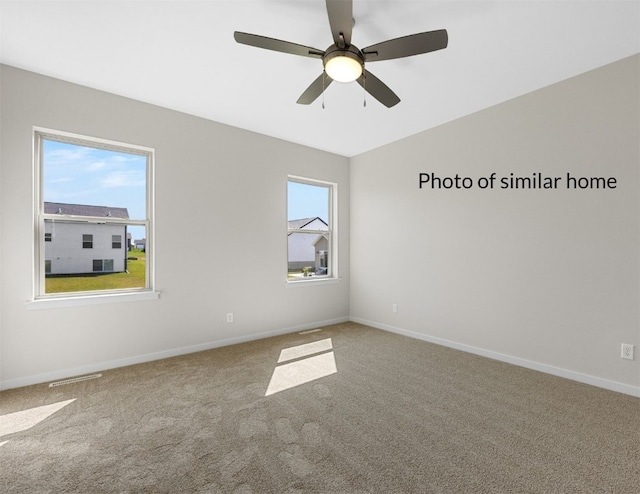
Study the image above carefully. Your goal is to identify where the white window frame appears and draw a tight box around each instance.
[112,234,122,249]
[29,127,158,308]
[82,233,94,249]
[93,259,114,273]
[286,175,338,285]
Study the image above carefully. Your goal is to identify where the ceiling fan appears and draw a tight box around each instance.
[234,0,448,108]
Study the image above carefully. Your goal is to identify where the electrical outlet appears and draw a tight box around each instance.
[226,313,234,323]
[621,344,634,360]
[392,303,398,314]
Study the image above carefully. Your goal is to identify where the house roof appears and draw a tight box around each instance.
[288,217,328,230]
[44,202,129,219]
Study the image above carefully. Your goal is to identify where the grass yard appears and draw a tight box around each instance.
[45,253,146,294]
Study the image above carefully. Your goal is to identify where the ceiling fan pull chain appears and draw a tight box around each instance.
[322,71,326,109]
[363,70,367,107]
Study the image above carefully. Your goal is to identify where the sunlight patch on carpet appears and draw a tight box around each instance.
[278,338,333,363]
[266,338,337,396]
[0,399,76,441]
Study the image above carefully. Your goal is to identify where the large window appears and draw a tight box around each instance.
[34,128,154,299]
[287,176,336,281]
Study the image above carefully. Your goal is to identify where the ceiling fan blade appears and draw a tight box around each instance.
[325,0,353,46]
[234,31,324,59]
[362,29,448,62]
[297,73,333,105]
[356,71,400,108]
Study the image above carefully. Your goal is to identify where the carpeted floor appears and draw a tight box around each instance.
[1,322,639,493]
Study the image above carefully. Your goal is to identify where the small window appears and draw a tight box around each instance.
[83,234,93,249]
[112,234,122,249]
[45,260,52,274]
[45,233,52,242]
[93,259,114,272]
[287,176,336,281]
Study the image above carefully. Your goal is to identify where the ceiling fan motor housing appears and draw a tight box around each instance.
[323,44,364,82]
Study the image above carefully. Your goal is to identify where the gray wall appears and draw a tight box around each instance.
[350,55,640,395]
[0,65,350,389]
[2,55,639,396]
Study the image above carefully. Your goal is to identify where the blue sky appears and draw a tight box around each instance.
[287,181,329,222]
[43,139,147,241]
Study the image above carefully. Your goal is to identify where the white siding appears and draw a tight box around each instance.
[288,232,322,265]
[45,222,127,274]
[288,218,329,269]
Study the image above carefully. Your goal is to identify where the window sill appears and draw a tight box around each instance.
[26,290,160,310]
[286,277,341,287]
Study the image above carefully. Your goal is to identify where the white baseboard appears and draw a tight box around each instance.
[0,316,350,391]
[350,317,640,398]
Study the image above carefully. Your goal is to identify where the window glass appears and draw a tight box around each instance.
[82,234,93,249]
[287,178,335,281]
[36,129,153,297]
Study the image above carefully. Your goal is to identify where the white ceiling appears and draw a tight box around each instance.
[1,1,638,157]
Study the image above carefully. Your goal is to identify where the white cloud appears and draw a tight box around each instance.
[87,160,108,171]
[101,170,146,188]
[45,147,91,165]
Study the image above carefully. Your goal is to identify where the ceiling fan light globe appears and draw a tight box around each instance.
[325,55,363,83]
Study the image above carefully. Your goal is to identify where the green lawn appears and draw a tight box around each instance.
[45,254,146,294]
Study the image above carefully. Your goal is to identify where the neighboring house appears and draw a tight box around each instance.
[44,202,129,275]
[134,238,146,251]
[287,217,329,272]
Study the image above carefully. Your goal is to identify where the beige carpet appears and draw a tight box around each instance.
[1,322,638,493]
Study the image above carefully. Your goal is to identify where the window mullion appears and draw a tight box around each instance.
[42,214,146,226]
[288,229,329,235]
